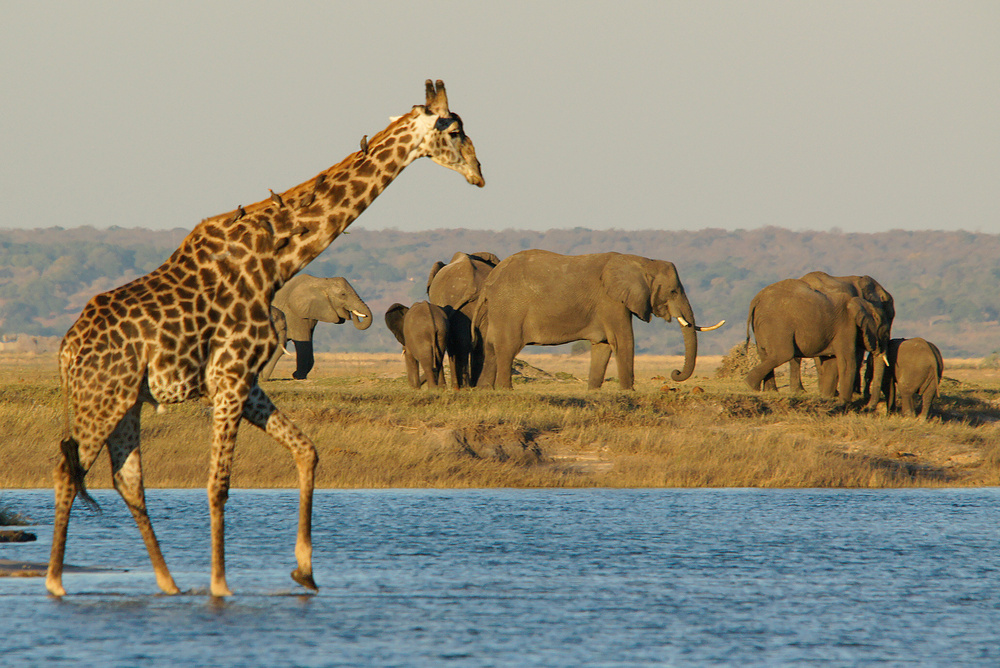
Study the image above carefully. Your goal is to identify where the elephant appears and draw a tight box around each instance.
[426,251,501,389]
[786,272,894,408]
[745,278,883,405]
[472,250,725,390]
[260,274,372,380]
[385,301,451,389]
[868,337,944,419]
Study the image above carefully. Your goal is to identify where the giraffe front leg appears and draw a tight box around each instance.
[208,391,244,598]
[243,385,318,592]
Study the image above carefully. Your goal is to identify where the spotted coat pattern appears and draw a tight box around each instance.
[47,80,484,598]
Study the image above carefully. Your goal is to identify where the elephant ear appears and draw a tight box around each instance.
[384,303,409,346]
[849,298,880,353]
[300,291,346,324]
[470,251,501,267]
[427,261,446,295]
[601,255,652,322]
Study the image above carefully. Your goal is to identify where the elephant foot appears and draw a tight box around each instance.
[292,372,309,380]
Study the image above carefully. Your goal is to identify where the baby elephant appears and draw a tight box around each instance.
[385,301,450,389]
[872,337,944,419]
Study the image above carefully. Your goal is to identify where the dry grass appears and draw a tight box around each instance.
[1,350,998,491]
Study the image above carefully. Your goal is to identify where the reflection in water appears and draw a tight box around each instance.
[2,488,1000,666]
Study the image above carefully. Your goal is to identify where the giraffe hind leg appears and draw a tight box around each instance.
[46,432,110,596]
[243,384,318,592]
[108,403,180,595]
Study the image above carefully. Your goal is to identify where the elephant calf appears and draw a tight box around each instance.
[385,301,450,389]
[871,337,944,419]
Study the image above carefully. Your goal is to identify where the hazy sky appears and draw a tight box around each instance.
[2,1,997,234]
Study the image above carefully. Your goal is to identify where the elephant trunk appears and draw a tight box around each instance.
[351,303,373,330]
[866,347,889,410]
[669,299,700,382]
[671,320,698,382]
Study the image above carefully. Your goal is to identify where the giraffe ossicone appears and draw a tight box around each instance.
[46,79,483,598]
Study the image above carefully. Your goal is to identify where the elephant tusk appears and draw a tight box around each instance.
[676,315,691,327]
[695,320,726,332]
[881,353,889,367]
[351,310,369,319]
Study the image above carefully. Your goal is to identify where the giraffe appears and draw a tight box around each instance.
[46,80,484,598]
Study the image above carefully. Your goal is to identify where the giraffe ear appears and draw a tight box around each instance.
[425,79,449,116]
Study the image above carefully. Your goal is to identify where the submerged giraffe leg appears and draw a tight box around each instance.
[47,402,131,596]
[206,386,248,598]
[108,403,180,595]
[243,383,318,592]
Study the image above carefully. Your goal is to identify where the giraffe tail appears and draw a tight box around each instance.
[60,437,100,512]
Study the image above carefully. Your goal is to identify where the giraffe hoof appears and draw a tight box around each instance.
[291,569,318,591]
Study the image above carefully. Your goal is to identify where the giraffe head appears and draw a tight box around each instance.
[417,79,485,187]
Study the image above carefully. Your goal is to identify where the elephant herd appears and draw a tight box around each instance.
[263,253,942,419]
[388,250,724,392]
[745,272,943,419]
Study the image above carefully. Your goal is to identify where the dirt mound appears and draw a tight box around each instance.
[716,342,760,379]
[432,425,543,462]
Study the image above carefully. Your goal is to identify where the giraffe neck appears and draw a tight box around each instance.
[160,107,437,301]
[268,108,436,280]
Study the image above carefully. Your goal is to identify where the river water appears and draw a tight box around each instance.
[2,488,999,666]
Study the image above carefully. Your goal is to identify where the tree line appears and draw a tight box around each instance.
[1,226,997,358]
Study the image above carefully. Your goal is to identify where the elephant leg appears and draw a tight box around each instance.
[403,349,421,389]
[746,352,783,392]
[292,340,314,380]
[422,352,441,389]
[817,357,839,398]
[899,389,917,417]
[788,358,805,393]
[589,343,613,390]
[493,342,519,390]
[476,342,496,389]
[918,381,937,420]
[612,336,636,391]
[836,354,858,405]
[447,350,463,390]
[762,369,778,392]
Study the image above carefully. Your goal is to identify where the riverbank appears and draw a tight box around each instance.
[1,351,998,489]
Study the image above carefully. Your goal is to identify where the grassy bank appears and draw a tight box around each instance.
[1,352,998,490]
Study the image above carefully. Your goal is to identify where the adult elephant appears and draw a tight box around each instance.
[426,251,501,389]
[473,250,724,390]
[788,272,894,408]
[745,278,883,405]
[260,274,372,380]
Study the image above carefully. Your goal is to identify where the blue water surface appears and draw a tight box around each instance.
[2,488,999,666]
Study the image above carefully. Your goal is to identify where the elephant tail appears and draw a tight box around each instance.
[471,294,488,349]
[431,317,446,371]
[745,301,756,353]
